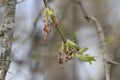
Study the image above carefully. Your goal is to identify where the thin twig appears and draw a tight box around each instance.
[77,0,117,80]
[55,25,66,43]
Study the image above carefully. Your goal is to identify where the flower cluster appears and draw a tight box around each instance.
[43,7,58,41]
[58,39,96,65]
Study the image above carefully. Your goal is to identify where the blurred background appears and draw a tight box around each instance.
[0,0,120,80]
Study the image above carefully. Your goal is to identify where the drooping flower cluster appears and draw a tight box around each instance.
[57,39,96,65]
[43,15,51,41]
[43,7,58,41]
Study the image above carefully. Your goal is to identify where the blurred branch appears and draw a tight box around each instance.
[77,0,118,80]
[17,0,26,4]
[0,26,4,37]
[13,0,55,52]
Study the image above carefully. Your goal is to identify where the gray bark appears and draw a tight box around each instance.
[0,0,16,80]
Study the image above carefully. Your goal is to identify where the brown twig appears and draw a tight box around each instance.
[77,0,118,80]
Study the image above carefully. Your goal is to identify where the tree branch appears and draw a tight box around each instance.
[0,0,16,80]
[43,0,49,7]
[77,0,118,80]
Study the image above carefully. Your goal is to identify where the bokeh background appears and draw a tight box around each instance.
[0,0,120,80]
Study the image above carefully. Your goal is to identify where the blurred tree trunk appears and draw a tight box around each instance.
[0,0,16,80]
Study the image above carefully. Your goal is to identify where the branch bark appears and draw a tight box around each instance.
[0,0,24,7]
[0,0,16,80]
[77,0,118,80]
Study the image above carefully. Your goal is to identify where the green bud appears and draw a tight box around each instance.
[60,42,65,52]
[71,53,75,58]
[44,8,55,17]
[78,47,88,54]
[66,39,79,50]
[76,53,95,64]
